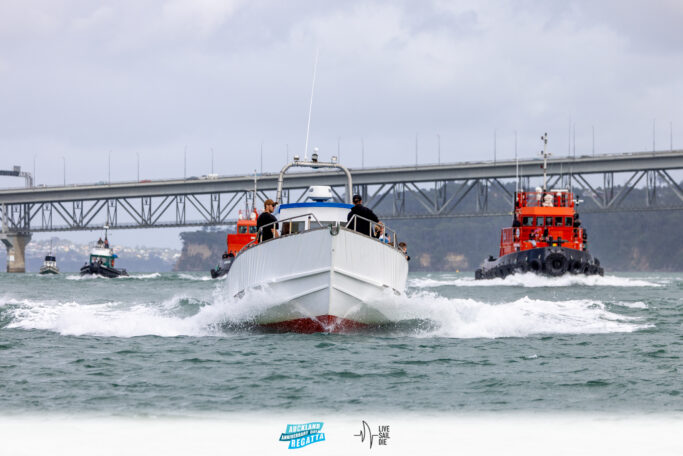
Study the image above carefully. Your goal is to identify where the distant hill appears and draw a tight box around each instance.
[174,228,230,272]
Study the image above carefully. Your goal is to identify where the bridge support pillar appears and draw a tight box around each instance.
[1,232,32,273]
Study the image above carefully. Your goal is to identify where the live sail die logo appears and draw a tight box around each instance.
[354,420,390,448]
[279,422,326,449]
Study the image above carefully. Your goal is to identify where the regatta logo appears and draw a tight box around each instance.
[354,420,390,448]
[279,422,326,449]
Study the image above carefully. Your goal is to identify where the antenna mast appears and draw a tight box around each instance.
[303,49,319,161]
[540,132,550,191]
[514,130,518,194]
[252,170,257,213]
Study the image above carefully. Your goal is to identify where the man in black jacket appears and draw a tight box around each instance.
[257,199,279,242]
[347,194,380,236]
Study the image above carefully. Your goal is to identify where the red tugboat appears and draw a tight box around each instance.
[210,210,258,279]
[475,134,603,279]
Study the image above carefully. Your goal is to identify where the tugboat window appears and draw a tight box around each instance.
[555,216,563,226]
[545,216,553,226]
[238,226,248,234]
[536,217,544,226]
[249,226,258,234]
[565,217,573,227]
[522,216,533,226]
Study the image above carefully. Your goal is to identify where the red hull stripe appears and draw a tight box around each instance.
[261,315,370,333]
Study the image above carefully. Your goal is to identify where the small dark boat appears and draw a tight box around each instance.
[210,254,234,279]
[39,254,59,275]
[80,229,128,278]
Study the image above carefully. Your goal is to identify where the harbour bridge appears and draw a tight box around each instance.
[2,149,683,272]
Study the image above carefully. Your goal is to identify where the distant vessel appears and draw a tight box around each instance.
[39,253,59,275]
[475,134,603,279]
[210,210,258,279]
[80,227,128,278]
[39,240,59,274]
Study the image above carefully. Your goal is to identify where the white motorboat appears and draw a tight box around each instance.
[39,254,59,275]
[39,241,59,274]
[225,156,409,333]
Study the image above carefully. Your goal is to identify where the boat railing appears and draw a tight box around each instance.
[516,190,575,208]
[240,212,325,252]
[238,212,403,254]
[344,214,399,249]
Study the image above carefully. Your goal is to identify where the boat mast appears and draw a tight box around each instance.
[303,49,319,161]
[252,171,257,213]
[540,132,550,191]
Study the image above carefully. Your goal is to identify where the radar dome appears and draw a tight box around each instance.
[307,186,333,202]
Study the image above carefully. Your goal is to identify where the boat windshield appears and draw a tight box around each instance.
[90,255,112,267]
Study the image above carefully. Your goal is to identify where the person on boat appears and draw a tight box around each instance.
[257,199,279,242]
[104,238,109,248]
[573,213,581,227]
[97,237,103,247]
[347,194,380,236]
[399,242,410,261]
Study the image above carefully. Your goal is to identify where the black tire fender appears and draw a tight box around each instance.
[545,253,568,276]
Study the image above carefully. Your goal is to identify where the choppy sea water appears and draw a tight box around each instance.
[0,271,681,414]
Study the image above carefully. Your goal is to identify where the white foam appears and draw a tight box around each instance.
[368,290,651,338]
[613,301,648,309]
[3,286,283,338]
[65,274,104,280]
[409,273,662,288]
[65,272,161,280]
[177,273,214,281]
[128,272,161,279]
[3,284,651,339]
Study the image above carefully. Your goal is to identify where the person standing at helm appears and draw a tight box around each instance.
[257,199,280,242]
[347,194,380,236]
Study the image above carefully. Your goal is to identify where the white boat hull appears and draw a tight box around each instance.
[225,227,409,332]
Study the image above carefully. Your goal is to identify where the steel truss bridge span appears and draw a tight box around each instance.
[0,150,682,234]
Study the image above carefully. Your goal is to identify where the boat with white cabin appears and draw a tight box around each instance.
[39,254,59,275]
[224,155,409,333]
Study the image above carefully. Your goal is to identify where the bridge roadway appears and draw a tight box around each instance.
[1,149,683,204]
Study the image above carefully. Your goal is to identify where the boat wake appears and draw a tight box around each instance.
[65,272,162,280]
[371,290,651,338]
[0,284,650,339]
[409,273,663,289]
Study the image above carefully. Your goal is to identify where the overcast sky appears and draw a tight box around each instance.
[1,0,682,248]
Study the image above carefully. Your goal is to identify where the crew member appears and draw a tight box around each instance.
[347,194,380,236]
[257,199,279,242]
[398,242,410,261]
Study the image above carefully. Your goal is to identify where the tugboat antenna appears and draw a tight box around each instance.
[252,171,257,213]
[540,132,550,191]
[514,130,519,194]
[303,49,319,161]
